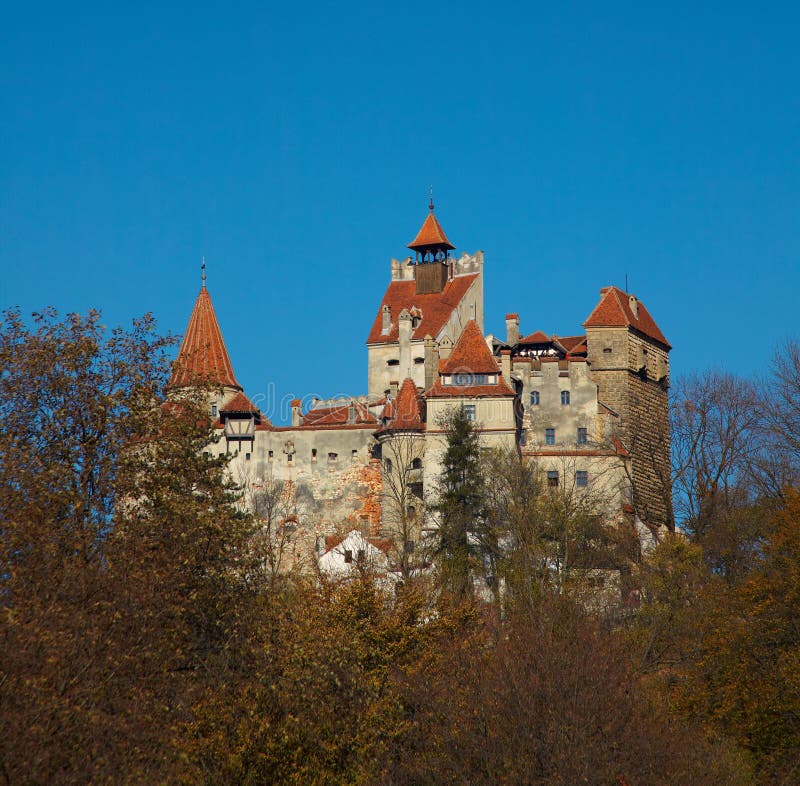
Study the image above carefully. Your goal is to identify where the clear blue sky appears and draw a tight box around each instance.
[2,2,798,421]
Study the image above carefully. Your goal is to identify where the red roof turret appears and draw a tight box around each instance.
[169,286,241,390]
[408,200,455,253]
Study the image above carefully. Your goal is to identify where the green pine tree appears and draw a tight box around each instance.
[432,406,487,601]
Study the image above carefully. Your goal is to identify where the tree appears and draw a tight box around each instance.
[0,308,259,783]
[379,430,426,580]
[482,448,639,612]
[430,406,487,601]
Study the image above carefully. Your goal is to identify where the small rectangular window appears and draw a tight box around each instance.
[312,448,317,461]
[464,404,476,421]
[211,404,218,417]
[561,390,570,406]
[268,450,274,460]
[530,390,540,406]
[520,430,527,446]
[287,454,293,463]
[357,549,365,562]
[577,427,587,445]
[576,470,588,488]
[547,470,559,487]
[545,428,555,445]
[344,549,353,563]
[352,449,358,459]
[245,452,251,461]
[328,452,338,462]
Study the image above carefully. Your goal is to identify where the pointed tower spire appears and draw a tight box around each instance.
[168,283,242,390]
[407,194,455,295]
[408,199,455,258]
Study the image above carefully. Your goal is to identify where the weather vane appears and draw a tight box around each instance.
[201,256,206,287]
[429,184,434,211]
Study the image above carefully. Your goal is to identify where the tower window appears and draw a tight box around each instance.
[576,470,589,488]
[547,470,559,487]
[530,390,540,406]
[561,390,570,406]
[545,428,555,445]
[211,404,218,418]
[577,427,588,445]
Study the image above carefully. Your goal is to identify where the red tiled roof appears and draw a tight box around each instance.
[408,210,455,251]
[220,391,260,414]
[428,322,515,398]
[439,320,501,375]
[377,378,426,432]
[519,330,551,345]
[583,286,670,349]
[301,401,378,427]
[169,286,241,389]
[557,335,587,353]
[366,274,479,344]
[426,380,515,398]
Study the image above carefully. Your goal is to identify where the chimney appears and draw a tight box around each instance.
[500,349,511,379]
[423,334,439,390]
[628,294,639,319]
[290,399,302,427]
[381,304,391,334]
[389,380,399,399]
[505,313,519,346]
[348,400,357,424]
[398,308,412,378]
[439,334,453,361]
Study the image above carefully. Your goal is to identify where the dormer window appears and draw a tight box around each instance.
[446,373,495,386]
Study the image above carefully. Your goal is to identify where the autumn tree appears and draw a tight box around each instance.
[0,307,260,783]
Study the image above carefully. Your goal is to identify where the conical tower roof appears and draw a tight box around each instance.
[169,286,242,390]
[377,378,426,433]
[408,204,455,252]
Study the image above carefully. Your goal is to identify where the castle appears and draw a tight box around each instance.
[168,203,672,573]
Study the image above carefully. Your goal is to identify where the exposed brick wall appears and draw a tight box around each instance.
[587,325,672,529]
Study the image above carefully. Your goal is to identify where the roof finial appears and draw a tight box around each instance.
[429,184,434,212]
[201,256,206,288]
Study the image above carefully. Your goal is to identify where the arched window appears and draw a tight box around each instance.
[561,390,570,406]
[411,457,422,470]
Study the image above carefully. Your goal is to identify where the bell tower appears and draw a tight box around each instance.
[407,196,455,295]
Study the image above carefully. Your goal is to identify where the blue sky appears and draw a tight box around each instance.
[2,2,798,421]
